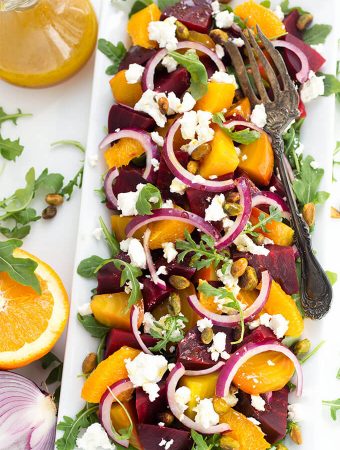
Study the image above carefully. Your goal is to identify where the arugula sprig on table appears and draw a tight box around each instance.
[212,112,260,145]
[0,106,31,161]
[41,352,63,405]
[322,399,340,421]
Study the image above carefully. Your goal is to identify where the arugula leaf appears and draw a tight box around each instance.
[136,183,162,215]
[77,255,105,278]
[169,50,208,100]
[77,313,110,338]
[283,118,304,173]
[260,0,271,7]
[56,404,99,450]
[60,166,84,200]
[12,208,40,225]
[292,156,329,205]
[326,270,337,286]
[0,208,39,239]
[245,205,282,237]
[99,217,120,256]
[303,24,332,45]
[0,107,31,127]
[191,430,220,450]
[158,0,178,10]
[280,0,308,15]
[2,167,35,214]
[0,224,31,239]
[149,314,188,352]
[35,168,64,193]
[51,140,85,153]
[319,72,340,97]
[129,0,152,17]
[336,368,340,380]
[322,398,340,421]
[212,112,260,144]
[300,340,325,364]
[98,38,127,75]
[41,351,61,370]
[0,135,24,161]
[0,239,40,293]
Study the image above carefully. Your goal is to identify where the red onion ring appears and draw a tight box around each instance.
[163,119,235,192]
[143,228,167,290]
[130,305,153,355]
[223,120,264,135]
[104,167,119,209]
[188,270,271,327]
[272,40,309,83]
[126,208,221,240]
[99,378,134,448]
[215,341,303,398]
[99,128,160,182]
[0,371,56,450]
[184,361,225,376]
[142,41,226,91]
[167,363,230,434]
[215,177,252,250]
[252,191,291,220]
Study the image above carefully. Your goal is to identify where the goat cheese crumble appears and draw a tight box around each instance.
[197,317,213,332]
[151,132,164,148]
[194,398,220,429]
[215,44,225,58]
[250,104,267,128]
[170,177,187,195]
[273,5,284,21]
[76,423,114,450]
[180,110,215,154]
[134,89,167,127]
[251,395,266,412]
[210,71,238,88]
[117,183,144,216]
[162,242,178,263]
[205,194,227,222]
[159,438,174,449]
[288,403,304,422]
[248,417,261,426]
[125,63,144,84]
[120,237,147,269]
[92,227,102,241]
[78,302,92,316]
[233,233,270,256]
[300,71,325,103]
[231,37,244,47]
[208,332,230,361]
[148,16,178,51]
[249,313,289,339]
[162,55,178,73]
[175,386,191,417]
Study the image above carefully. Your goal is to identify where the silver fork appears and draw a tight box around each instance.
[223,26,332,319]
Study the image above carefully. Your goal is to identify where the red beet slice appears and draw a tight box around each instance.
[161,0,213,34]
[119,45,157,71]
[108,104,155,133]
[155,256,196,280]
[235,245,299,295]
[154,67,190,97]
[135,381,167,424]
[268,174,286,198]
[112,168,146,197]
[234,388,289,444]
[283,10,302,39]
[105,328,157,357]
[137,424,192,450]
[281,33,325,79]
[156,151,190,190]
[239,326,277,348]
[142,277,173,311]
[186,188,212,218]
[96,253,130,294]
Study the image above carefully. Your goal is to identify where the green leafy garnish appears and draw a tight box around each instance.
[98,38,127,75]
[149,314,188,352]
[1,167,35,215]
[319,72,340,98]
[176,230,232,272]
[0,239,40,293]
[300,340,325,364]
[191,430,220,449]
[41,352,63,405]
[129,0,152,17]
[56,404,99,450]
[212,112,260,145]
[0,135,24,161]
[35,169,65,194]
[158,0,178,10]
[77,313,111,338]
[280,0,308,15]
[136,183,162,215]
[51,140,85,153]
[99,216,120,256]
[77,255,105,278]
[333,141,340,181]
[0,107,31,127]
[303,24,332,45]
[169,50,208,100]
[326,270,337,286]
[60,166,84,201]
[336,368,340,380]
[260,0,271,7]
[198,281,244,344]
[322,398,340,421]
[244,205,282,237]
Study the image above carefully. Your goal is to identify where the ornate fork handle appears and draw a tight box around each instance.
[271,134,332,319]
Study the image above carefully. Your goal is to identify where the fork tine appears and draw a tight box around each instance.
[246,30,281,97]
[223,41,259,106]
[240,32,270,102]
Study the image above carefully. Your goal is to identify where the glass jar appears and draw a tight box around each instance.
[0,0,98,87]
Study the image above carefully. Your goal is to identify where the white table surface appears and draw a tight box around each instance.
[0,0,339,441]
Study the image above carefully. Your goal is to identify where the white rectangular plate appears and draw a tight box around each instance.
[57,1,340,448]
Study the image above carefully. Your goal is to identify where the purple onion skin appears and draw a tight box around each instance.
[154,67,190,98]
[112,168,146,197]
[108,104,155,134]
[161,0,213,34]
[234,387,289,444]
[104,328,157,358]
[135,381,167,424]
[137,424,192,450]
[118,46,158,71]
[141,277,173,312]
[283,10,302,39]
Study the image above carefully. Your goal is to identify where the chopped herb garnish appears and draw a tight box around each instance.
[191,430,220,449]
[149,314,188,353]
[244,205,282,237]
[98,38,127,75]
[51,140,85,153]
[322,398,340,421]
[158,0,178,10]
[60,166,84,201]
[135,183,163,215]
[300,340,325,364]
[212,112,260,145]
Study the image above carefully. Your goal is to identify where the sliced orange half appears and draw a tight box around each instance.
[0,248,69,369]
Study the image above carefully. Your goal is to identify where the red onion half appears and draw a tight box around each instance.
[99,128,160,182]
[143,41,226,91]
[188,270,271,327]
[130,305,152,355]
[99,378,134,448]
[215,177,252,250]
[167,363,230,434]
[143,228,167,290]
[163,119,235,192]
[104,167,119,209]
[215,341,303,398]
[0,371,56,450]
[272,40,309,83]
[252,191,291,220]
[126,208,221,240]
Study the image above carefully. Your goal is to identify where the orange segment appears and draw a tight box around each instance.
[82,346,141,403]
[234,0,286,39]
[198,279,221,314]
[249,207,294,246]
[0,249,69,369]
[227,97,251,121]
[127,4,162,48]
[111,215,146,242]
[111,401,142,450]
[148,219,195,250]
[195,82,236,113]
[233,350,295,395]
[220,408,270,450]
[110,70,143,107]
[104,138,145,169]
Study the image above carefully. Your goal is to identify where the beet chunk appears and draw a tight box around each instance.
[154,67,190,97]
[138,424,192,450]
[240,326,277,348]
[236,245,299,295]
[135,381,167,424]
[112,168,146,197]
[118,45,157,71]
[105,328,157,357]
[161,0,212,34]
[177,326,232,370]
[96,252,130,294]
[142,277,173,311]
[283,10,302,39]
[156,151,190,191]
[186,188,211,218]
[235,388,289,444]
[108,104,155,133]
[155,257,196,280]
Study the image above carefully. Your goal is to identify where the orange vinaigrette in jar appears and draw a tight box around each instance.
[0,0,98,87]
